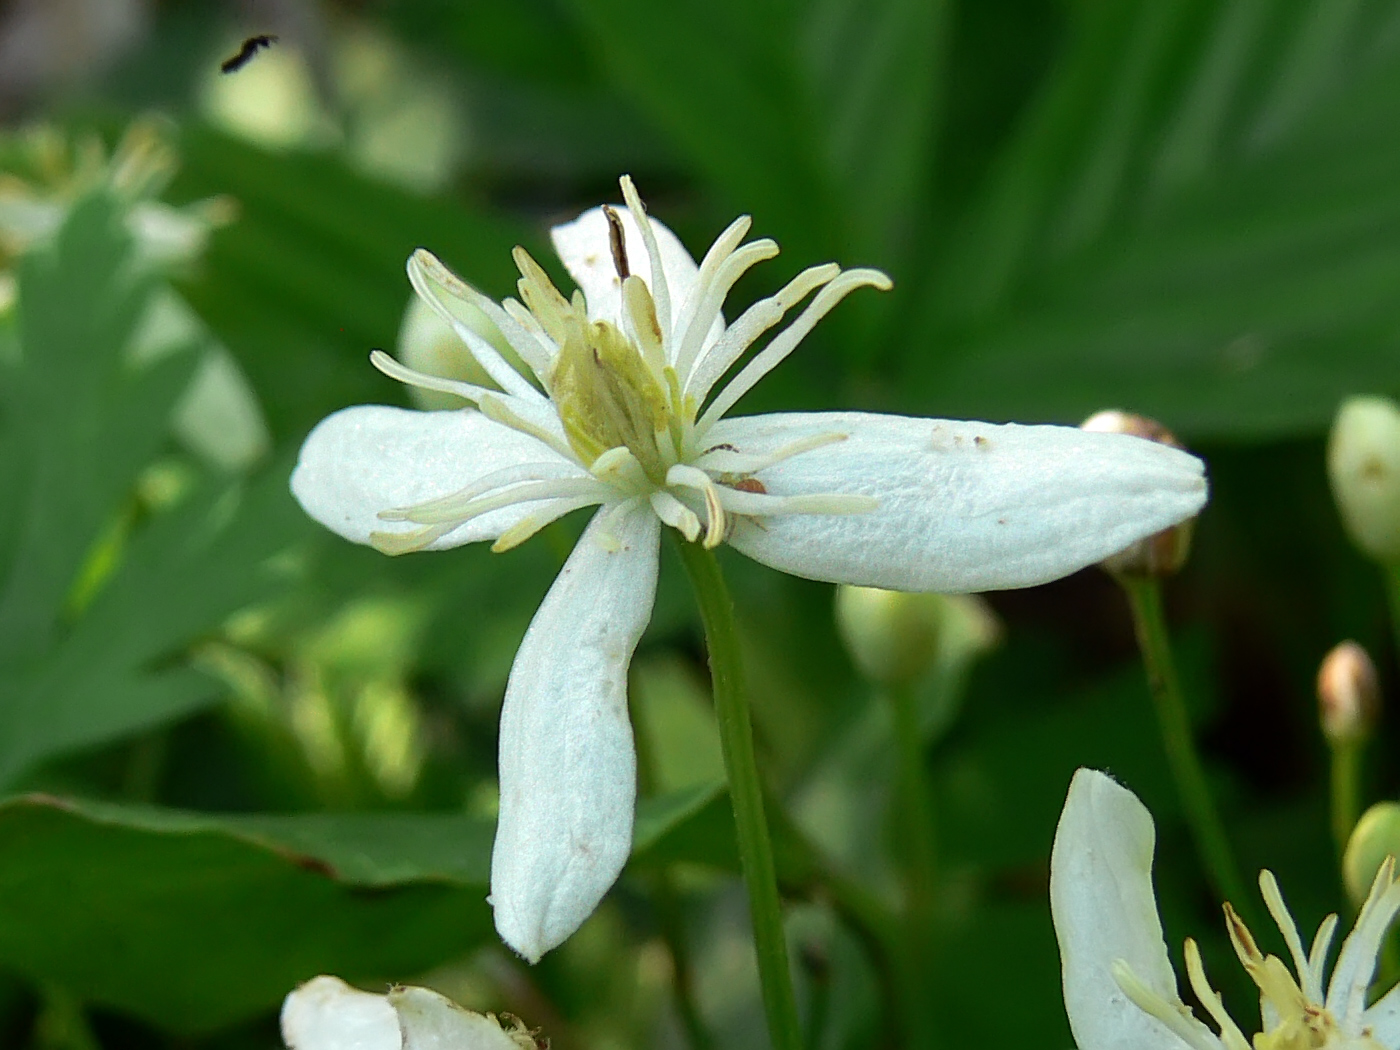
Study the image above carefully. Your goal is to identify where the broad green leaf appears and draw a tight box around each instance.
[0,783,744,1032]
[907,0,1400,439]
[0,190,309,786]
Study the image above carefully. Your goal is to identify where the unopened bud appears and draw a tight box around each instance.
[835,586,999,688]
[1081,410,1196,578]
[1327,396,1400,564]
[1317,640,1380,745]
[1343,802,1400,905]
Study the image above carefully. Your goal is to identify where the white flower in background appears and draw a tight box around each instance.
[281,975,539,1050]
[1051,768,1400,1050]
[292,175,1208,963]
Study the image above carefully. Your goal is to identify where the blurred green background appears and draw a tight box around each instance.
[1,0,1398,1047]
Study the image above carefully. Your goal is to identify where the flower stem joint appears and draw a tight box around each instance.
[290,177,1209,964]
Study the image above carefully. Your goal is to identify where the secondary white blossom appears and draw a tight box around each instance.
[1051,768,1400,1050]
[292,176,1207,964]
[281,975,538,1050]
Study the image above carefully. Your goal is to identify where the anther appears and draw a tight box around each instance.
[602,205,630,280]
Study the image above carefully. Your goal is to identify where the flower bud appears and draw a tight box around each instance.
[835,586,999,688]
[1343,802,1400,906]
[1081,410,1196,578]
[1327,396,1400,563]
[1317,640,1380,746]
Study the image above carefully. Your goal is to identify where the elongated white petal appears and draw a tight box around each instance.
[491,503,661,963]
[1363,983,1400,1045]
[281,976,399,1050]
[292,405,583,551]
[715,412,1207,591]
[389,986,524,1050]
[550,204,701,335]
[1051,770,1206,1050]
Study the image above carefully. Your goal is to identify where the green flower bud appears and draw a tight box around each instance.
[834,586,999,688]
[1328,396,1400,563]
[1317,640,1380,746]
[1344,801,1400,905]
[1081,410,1196,578]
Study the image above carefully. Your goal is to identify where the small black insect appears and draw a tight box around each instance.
[221,34,279,74]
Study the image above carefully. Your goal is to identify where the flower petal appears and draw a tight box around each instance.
[550,205,701,333]
[715,412,1207,591]
[490,501,661,963]
[1363,983,1400,1045]
[1051,769,1198,1050]
[390,986,524,1050]
[281,976,399,1050]
[292,405,583,551]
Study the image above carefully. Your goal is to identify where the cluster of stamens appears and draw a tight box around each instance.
[1113,859,1400,1050]
[364,177,889,555]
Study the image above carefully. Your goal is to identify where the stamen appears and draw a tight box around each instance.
[1183,939,1252,1050]
[671,238,779,387]
[602,205,630,279]
[491,495,599,553]
[513,246,574,347]
[672,214,751,361]
[410,249,555,378]
[591,446,650,493]
[1110,960,1219,1050]
[384,477,606,526]
[1259,870,1315,998]
[713,485,878,518]
[1309,913,1339,997]
[477,393,578,464]
[590,496,645,554]
[375,461,583,523]
[649,490,701,543]
[665,464,726,549]
[370,522,456,556]
[622,275,666,379]
[696,268,892,436]
[619,175,671,347]
[370,348,493,403]
[694,431,848,474]
[405,253,543,401]
[684,263,840,403]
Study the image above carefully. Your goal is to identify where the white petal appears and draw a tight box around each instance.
[550,205,700,334]
[281,976,399,1050]
[715,413,1207,591]
[292,405,582,551]
[390,986,523,1050]
[1051,770,1198,1050]
[1363,982,1400,1045]
[490,502,661,963]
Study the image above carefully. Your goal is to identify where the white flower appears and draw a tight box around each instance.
[292,176,1208,963]
[1051,768,1400,1050]
[281,975,538,1050]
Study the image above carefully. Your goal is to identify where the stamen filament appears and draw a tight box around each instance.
[1110,960,1219,1050]
[370,522,457,556]
[406,253,543,401]
[672,214,751,360]
[666,464,726,548]
[694,431,848,474]
[1259,871,1315,998]
[696,268,892,437]
[477,393,578,464]
[385,477,607,526]
[410,249,555,378]
[714,486,877,518]
[650,490,701,543]
[1183,939,1252,1050]
[370,349,493,403]
[491,495,599,553]
[375,460,584,522]
[671,238,779,388]
[684,263,840,404]
[620,175,671,344]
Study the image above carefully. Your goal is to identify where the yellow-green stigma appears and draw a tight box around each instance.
[551,309,672,482]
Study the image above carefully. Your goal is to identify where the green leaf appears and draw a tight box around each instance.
[0,190,310,786]
[908,0,1400,439]
[0,782,744,1032]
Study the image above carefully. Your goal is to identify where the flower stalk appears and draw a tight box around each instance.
[676,539,801,1050]
[1118,576,1250,919]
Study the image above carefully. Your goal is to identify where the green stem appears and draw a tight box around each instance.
[1120,576,1251,915]
[1329,740,1362,865]
[1383,564,1400,666]
[676,540,801,1050]
[888,683,938,1050]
